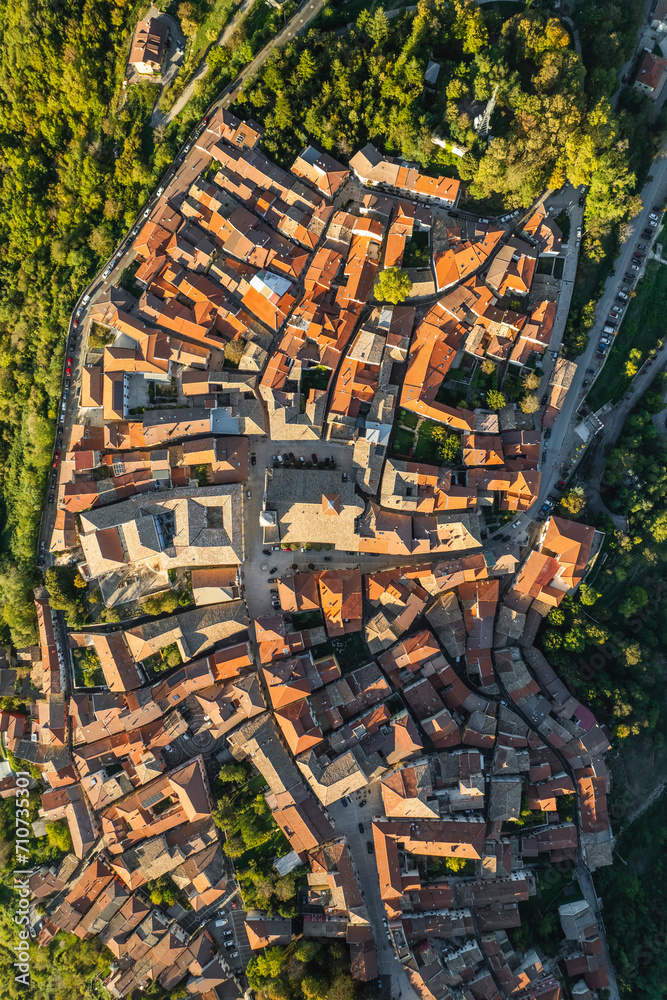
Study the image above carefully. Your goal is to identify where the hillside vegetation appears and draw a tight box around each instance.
[0,0,187,644]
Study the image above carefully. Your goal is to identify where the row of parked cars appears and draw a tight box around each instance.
[598,209,661,359]
[273,452,336,467]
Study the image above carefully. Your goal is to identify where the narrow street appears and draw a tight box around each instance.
[575,866,621,1000]
[326,784,422,1000]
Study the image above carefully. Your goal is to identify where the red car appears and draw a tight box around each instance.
[66,367,72,376]
[67,357,72,365]
[311,453,318,464]
[73,317,78,329]
[52,458,59,469]
[202,115,209,126]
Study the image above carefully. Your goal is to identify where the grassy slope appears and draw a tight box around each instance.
[587,260,667,409]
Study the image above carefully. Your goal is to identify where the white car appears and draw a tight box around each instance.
[230,952,238,958]
[157,186,164,196]
[143,207,151,218]
[81,293,90,305]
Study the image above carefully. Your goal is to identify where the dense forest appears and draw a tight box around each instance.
[0,0,179,645]
[595,791,667,1000]
[233,2,640,244]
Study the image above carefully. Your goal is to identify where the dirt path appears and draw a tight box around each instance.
[618,778,667,835]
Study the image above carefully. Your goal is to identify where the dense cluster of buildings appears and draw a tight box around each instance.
[15,106,616,1000]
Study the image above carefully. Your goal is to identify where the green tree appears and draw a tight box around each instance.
[486,389,506,410]
[481,358,496,375]
[297,50,317,80]
[542,629,562,650]
[45,820,72,853]
[178,2,201,35]
[560,487,586,517]
[619,585,648,617]
[625,348,642,378]
[218,763,249,784]
[579,583,600,606]
[374,267,412,304]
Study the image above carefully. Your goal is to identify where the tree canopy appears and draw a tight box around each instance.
[374,267,412,304]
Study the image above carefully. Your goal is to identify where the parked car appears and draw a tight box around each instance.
[341,798,348,808]
[358,822,364,833]
[288,452,296,465]
[268,577,276,583]
[583,380,589,387]
[269,566,278,574]
[329,455,335,465]
[367,841,374,854]
[157,186,164,197]
[246,489,251,499]
[311,453,318,464]
[251,454,256,466]
[282,453,289,464]
[230,952,238,959]
[143,207,151,218]
[270,589,278,595]
[263,548,271,556]
[324,556,333,562]
[544,428,552,439]
[578,196,584,207]
[576,226,582,239]
[48,494,54,504]
[184,144,191,153]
